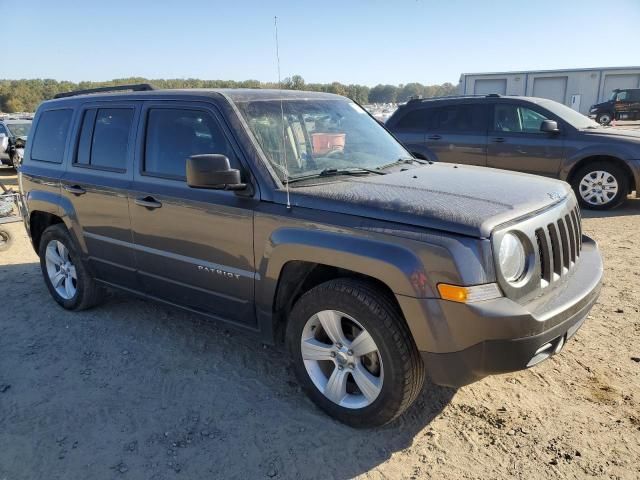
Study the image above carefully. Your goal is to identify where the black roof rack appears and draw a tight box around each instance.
[407,93,501,103]
[53,83,156,99]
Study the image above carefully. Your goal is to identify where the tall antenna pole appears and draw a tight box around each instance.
[274,16,291,210]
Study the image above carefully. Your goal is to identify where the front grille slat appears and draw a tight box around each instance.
[557,217,571,270]
[535,228,552,283]
[570,209,581,256]
[565,214,577,263]
[547,223,562,276]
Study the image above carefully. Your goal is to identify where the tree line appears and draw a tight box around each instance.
[0,76,457,113]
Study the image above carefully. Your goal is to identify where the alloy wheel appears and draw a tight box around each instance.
[300,310,383,409]
[45,240,78,300]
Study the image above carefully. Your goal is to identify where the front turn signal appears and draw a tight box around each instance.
[437,283,502,303]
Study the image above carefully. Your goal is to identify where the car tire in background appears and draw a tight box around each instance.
[596,112,613,125]
[38,224,103,310]
[286,278,424,428]
[571,161,628,210]
[0,229,12,252]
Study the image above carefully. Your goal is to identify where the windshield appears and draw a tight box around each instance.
[235,99,410,181]
[539,100,600,129]
[6,122,31,137]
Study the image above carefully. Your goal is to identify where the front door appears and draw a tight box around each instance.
[61,103,140,289]
[487,102,565,177]
[129,102,258,327]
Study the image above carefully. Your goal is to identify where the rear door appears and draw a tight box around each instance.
[424,103,488,166]
[61,103,139,289]
[129,101,258,327]
[486,102,565,177]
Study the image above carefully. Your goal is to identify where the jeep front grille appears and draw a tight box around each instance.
[534,205,582,287]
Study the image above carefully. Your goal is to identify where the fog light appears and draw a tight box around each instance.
[437,283,502,303]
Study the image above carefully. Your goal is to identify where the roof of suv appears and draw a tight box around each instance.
[403,94,551,106]
[43,87,344,106]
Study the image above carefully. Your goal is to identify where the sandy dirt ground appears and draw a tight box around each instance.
[0,164,639,480]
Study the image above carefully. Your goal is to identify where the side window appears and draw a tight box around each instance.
[395,108,435,130]
[493,104,549,133]
[432,105,485,132]
[75,108,133,171]
[31,109,73,163]
[616,91,629,102]
[144,108,237,179]
[629,90,640,102]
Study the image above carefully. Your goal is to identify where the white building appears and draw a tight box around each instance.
[458,67,640,114]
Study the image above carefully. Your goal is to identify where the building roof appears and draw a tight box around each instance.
[460,66,640,77]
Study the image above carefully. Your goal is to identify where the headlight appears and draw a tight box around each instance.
[498,232,526,282]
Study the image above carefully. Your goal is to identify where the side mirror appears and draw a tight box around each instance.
[541,120,560,133]
[14,137,26,148]
[186,154,246,190]
[0,134,7,153]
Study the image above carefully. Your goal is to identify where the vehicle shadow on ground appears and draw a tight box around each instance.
[0,260,456,480]
[581,197,640,219]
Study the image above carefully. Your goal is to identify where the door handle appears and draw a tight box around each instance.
[492,137,506,143]
[63,184,86,196]
[428,134,442,140]
[135,196,162,210]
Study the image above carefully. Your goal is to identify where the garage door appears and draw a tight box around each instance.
[473,79,507,95]
[532,76,568,104]
[602,74,640,102]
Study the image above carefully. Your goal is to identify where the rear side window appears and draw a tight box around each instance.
[395,108,435,130]
[431,105,486,132]
[75,108,134,171]
[629,90,640,102]
[31,109,73,163]
[144,108,237,179]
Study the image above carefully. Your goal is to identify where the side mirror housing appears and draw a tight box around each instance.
[186,154,247,191]
[541,119,560,133]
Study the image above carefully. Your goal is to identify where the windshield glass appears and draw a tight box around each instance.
[6,122,31,137]
[539,100,600,129]
[235,99,410,181]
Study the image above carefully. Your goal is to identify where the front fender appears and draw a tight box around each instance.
[560,145,639,182]
[256,227,436,311]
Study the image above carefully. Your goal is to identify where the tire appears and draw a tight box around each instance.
[38,224,102,310]
[571,161,629,210]
[596,112,613,125]
[0,229,12,252]
[286,278,424,428]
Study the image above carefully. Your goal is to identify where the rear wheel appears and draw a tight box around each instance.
[286,279,424,427]
[38,224,102,310]
[571,162,628,210]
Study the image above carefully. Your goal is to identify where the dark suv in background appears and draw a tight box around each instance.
[386,95,640,210]
[589,88,640,126]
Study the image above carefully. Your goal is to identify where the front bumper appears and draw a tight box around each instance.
[397,235,603,388]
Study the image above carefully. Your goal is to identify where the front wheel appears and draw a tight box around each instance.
[571,162,629,210]
[596,112,613,125]
[286,279,424,427]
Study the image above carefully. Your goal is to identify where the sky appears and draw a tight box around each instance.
[2,0,639,86]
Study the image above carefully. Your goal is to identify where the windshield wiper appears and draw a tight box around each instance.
[285,167,386,184]
[377,157,428,170]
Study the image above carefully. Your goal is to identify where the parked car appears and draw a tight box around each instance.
[0,118,32,168]
[589,88,640,125]
[386,94,640,210]
[20,85,602,427]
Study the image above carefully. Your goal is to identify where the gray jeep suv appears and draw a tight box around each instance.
[20,85,603,427]
[386,95,640,210]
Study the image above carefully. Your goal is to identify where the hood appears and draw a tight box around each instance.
[580,127,640,143]
[292,163,571,238]
[591,100,613,109]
